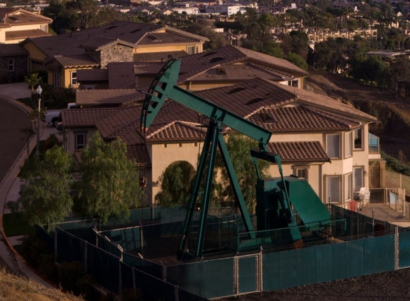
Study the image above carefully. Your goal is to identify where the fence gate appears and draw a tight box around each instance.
[235,254,260,295]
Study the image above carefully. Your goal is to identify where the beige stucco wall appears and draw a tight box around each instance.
[22,41,47,61]
[134,42,203,54]
[149,141,203,204]
[64,128,97,154]
[0,23,48,44]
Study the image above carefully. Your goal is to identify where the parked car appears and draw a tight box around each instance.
[45,103,77,127]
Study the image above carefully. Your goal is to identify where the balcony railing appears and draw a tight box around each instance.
[369,133,380,153]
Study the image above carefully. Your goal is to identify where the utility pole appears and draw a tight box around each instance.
[36,85,42,155]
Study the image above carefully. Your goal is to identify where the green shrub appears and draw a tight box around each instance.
[57,262,94,297]
[19,234,48,268]
[44,135,61,152]
[381,151,410,176]
[121,288,144,301]
[37,253,57,279]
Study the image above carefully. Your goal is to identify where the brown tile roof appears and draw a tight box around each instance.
[134,51,187,63]
[147,121,206,141]
[138,32,199,45]
[76,89,144,106]
[248,106,361,132]
[77,69,108,82]
[127,144,151,166]
[80,37,135,50]
[6,29,50,40]
[268,141,330,162]
[51,54,99,67]
[0,44,28,56]
[274,80,377,122]
[1,8,52,26]
[61,107,120,128]
[108,62,137,89]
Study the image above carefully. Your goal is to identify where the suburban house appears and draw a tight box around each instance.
[61,77,380,206]
[0,8,51,44]
[20,21,208,88]
[74,45,308,106]
[0,44,28,83]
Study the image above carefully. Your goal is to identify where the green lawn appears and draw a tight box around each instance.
[2,213,33,237]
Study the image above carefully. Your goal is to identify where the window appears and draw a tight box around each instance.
[288,80,298,87]
[187,46,197,55]
[71,71,77,86]
[326,134,340,158]
[8,59,14,72]
[344,173,352,201]
[354,128,363,150]
[345,132,352,157]
[353,167,363,192]
[326,176,341,203]
[294,166,308,179]
[75,133,86,150]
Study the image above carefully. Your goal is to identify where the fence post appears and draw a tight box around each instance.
[400,173,402,189]
[234,256,238,295]
[132,267,136,292]
[119,260,122,297]
[84,241,88,273]
[174,285,179,301]
[395,226,399,270]
[259,248,263,292]
[54,229,58,263]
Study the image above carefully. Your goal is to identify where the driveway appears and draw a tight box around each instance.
[0,83,31,99]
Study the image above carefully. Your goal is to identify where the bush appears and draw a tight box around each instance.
[44,135,61,152]
[37,253,57,279]
[121,288,144,301]
[19,234,48,268]
[57,261,94,296]
[42,86,76,109]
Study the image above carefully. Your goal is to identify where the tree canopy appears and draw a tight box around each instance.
[74,133,143,223]
[9,146,74,229]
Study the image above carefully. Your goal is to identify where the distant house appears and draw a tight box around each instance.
[61,78,380,206]
[0,44,28,83]
[0,8,51,44]
[20,21,208,88]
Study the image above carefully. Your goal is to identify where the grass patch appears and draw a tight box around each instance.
[2,213,33,237]
[16,97,33,108]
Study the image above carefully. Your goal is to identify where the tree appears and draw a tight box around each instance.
[216,133,270,213]
[155,161,195,207]
[8,146,74,229]
[24,73,40,93]
[287,52,308,71]
[75,133,143,224]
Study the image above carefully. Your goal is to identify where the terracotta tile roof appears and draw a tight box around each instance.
[61,107,120,128]
[5,29,50,40]
[51,54,99,67]
[1,8,52,26]
[77,69,108,82]
[274,80,377,122]
[0,44,28,56]
[138,32,199,45]
[127,144,151,166]
[108,62,137,89]
[248,106,361,132]
[134,51,187,63]
[147,121,206,141]
[80,37,135,50]
[268,141,330,162]
[76,89,144,106]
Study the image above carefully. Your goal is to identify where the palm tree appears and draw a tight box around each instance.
[24,73,40,92]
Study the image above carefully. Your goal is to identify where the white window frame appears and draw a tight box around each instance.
[75,133,86,150]
[345,131,352,158]
[326,175,342,204]
[344,173,352,202]
[70,71,77,86]
[326,133,341,159]
[353,127,363,150]
[288,79,299,88]
[187,46,195,55]
[353,166,364,193]
[293,165,309,180]
[8,59,14,72]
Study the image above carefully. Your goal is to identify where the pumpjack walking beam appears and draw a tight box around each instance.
[140,59,291,258]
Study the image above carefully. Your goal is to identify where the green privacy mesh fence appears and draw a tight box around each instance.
[133,268,176,301]
[123,253,163,279]
[399,230,410,268]
[263,234,395,291]
[35,226,55,254]
[167,257,235,299]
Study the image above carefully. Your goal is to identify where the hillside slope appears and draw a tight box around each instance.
[0,268,83,301]
[306,71,410,158]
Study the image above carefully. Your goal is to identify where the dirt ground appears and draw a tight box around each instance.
[221,268,410,301]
